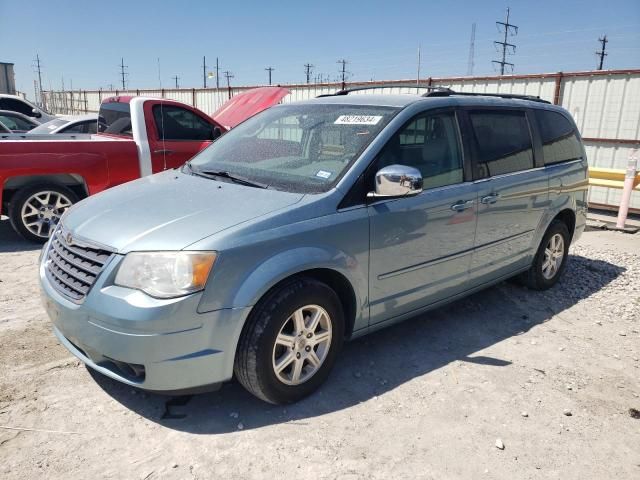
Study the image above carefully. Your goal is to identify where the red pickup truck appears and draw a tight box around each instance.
[0,87,289,241]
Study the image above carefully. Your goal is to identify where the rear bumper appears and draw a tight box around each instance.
[39,257,250,392]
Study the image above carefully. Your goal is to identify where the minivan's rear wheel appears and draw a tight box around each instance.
[523,220,570,290]
[234,277,344,404]
[9,184,77,243]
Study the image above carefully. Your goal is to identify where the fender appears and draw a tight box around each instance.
[200,245,369,332]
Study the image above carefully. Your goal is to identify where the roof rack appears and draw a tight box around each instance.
[423,90,551,104]
[316,85,452,97]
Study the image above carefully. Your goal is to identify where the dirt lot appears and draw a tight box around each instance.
[0,218,638,479]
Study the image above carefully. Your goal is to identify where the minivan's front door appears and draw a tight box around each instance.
[368,110,478,326]
[465,109,549,285]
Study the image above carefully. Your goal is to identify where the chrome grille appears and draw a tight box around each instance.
[45,228,112,302]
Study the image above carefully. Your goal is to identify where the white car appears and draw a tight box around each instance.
[29,114,98,134]
[0,94,56,123]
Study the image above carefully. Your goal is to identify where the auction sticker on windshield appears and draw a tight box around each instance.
[334,115,382,125]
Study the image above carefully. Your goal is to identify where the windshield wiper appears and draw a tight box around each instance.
[195,168,269,189]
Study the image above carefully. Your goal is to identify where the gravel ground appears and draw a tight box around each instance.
[0,219,638,479]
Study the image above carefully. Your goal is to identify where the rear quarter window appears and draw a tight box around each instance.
[534,110,583,165]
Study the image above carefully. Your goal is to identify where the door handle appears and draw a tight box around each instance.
[481,193,500,204]
[451,200,474,212]
[153,149,175,155]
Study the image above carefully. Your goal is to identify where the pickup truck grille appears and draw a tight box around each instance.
[45,228,112,303]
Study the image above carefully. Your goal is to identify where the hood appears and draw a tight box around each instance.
[62,170,304,252]
[212,87,289,130]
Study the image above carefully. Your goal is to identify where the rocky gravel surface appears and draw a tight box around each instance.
[0,221,638,479]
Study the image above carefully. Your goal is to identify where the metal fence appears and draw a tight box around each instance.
[42,69,640,210]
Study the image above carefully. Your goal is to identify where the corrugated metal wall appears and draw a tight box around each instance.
[42,69,640,209]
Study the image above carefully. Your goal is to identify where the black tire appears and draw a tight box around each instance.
[523,220,570,290]
[234,277,345,404]
[9,184,78,243]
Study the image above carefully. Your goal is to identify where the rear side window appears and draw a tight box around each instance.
[0,98,35,116]
[469,110,534,177]
[0,114,34,131]
[153,105,214,141]
[534,110,582,165]
[98,102,132,137]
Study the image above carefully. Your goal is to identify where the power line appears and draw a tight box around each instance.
[304,63,314,84]
[172,75,179,88]
[265,66,274,85]
[467,23,476,76]
[119,57,129,89]
[492,7,518,75]
[596,34,608,70]
[337,59,349,89]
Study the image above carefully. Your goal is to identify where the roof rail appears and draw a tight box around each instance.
[316,85,452,97]
[423,90,551,104]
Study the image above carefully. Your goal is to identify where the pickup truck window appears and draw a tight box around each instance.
[188,104,398,193]
[152,105,214,141]
[98,102,132,137]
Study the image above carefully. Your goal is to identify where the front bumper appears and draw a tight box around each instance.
[39,254,250,392]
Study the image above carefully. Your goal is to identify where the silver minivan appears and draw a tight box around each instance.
[40,89,588,404]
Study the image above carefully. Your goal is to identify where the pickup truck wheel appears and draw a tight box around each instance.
[234,277,345,404]
[9,184,78,243]
[523,220,570,290]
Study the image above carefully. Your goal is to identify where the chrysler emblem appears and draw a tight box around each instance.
[66,233,73,245]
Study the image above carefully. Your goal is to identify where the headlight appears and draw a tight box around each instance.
[115,251,217,299]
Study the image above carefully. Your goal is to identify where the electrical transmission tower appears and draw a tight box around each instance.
[596,35,608,70]
[33,54,44,107]
[265,66,274,85]
[119,58,129,89]
[304,63,314,84]
[172,75,179,88]
[337,59,349,89]
[223,71,234,98]
[467,23,476,76]
[492,8,518,75]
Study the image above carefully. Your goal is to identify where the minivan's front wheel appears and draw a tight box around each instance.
[524,220,570,290]
[234,278,344,404]
[9,184,78,243]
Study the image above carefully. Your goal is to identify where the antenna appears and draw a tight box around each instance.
[492,8,518,75]
[596,35,608,70]
[467,23,476,76]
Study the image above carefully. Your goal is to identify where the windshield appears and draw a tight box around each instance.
[30,118,69,133]
[188,104,398,193]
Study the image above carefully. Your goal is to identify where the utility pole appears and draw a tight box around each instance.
[492,8,518,75]
[467,23,476,76]
[223,71,234,99]
[119,57,128,89]
[216,57,220,89]
[337,59,349,90]
[34,54,44,107]
[596,35,608,70]
[265,66,274,85]
[108,83,115,91]
[172,75,179,88]
[202,56,207,88]
[304,63,314,84]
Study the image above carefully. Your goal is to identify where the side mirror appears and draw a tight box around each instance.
[212,126,222,140]
[32,108,42,119]
[367,164,423,199]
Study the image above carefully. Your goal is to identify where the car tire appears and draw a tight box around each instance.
[9,184,77,243]
[523,220,570,291]
[234,277,345,404]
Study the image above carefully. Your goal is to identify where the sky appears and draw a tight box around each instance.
[1,0,639,98]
